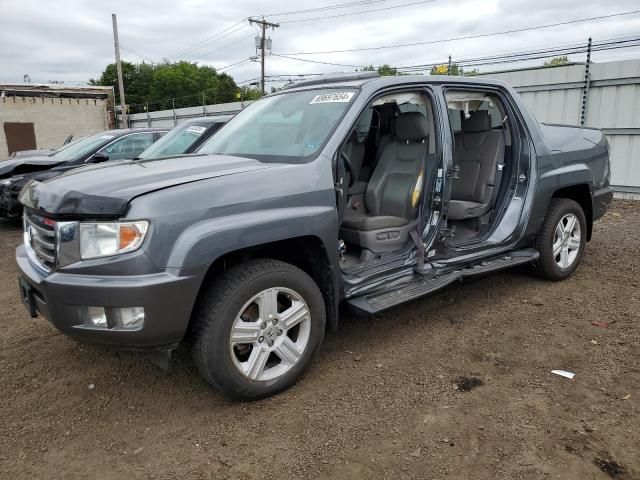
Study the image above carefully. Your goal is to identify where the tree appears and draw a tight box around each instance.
[358,64,403,76]
[429,63,478,76]
[377,64,401,76]
[238,86,263,101]
[544,56,570,67]
[90,61,240,113]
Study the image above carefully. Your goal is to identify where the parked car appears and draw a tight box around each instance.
[7,134,78,159]
[16,73,612,400]
[0,128,167,218]
[137,116,232,160]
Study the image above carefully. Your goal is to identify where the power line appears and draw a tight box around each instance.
[236,77,261,85]
[170,19,249,59]
[260,0,387,17]
[276,0,438,23]
[156,2,389,61]
[120,45,156,64]
[126,37,640,110]
[272,53,367,68]
[277,9,640,55]
[271,36,640,73]
[390,32,640,71]
[195,34,255,60]
[265,73,324,77]
[216,58,253,72]
[396,37,640,71]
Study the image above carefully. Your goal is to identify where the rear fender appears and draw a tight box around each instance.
[527,163,594,241]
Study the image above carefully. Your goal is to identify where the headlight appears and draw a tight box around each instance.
[1,176,23,186]
[79,221,148,259]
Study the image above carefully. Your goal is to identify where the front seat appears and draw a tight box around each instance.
[340,111,428,253]
[448,110,505,220]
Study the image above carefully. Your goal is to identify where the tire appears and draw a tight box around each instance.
[534,198,587,281]
[192,258,326,401]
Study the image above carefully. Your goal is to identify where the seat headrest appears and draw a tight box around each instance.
[462,110,491,133]
[395,112,429,141]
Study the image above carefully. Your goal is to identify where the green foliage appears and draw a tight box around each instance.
[544,56,570,67]
[378,64,401,76]
[91,61,240,113]
[429,63,478,76]
[357,64,404,76]
[238,86,263,101]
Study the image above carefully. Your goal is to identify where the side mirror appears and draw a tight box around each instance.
[88,152,109,163]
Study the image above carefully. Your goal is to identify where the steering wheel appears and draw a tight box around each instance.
[340,151,357,188]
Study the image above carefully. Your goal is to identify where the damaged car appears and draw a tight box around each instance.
[0,128,167,218]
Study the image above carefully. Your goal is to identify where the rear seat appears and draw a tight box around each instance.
[448,110,505,220]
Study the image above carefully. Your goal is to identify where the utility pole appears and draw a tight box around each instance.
[248,17,279,95]
[112,13,127,128]
[580,37,592,127]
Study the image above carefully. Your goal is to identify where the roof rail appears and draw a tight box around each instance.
[282,71,379,90]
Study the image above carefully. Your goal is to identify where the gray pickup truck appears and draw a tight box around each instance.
[16,73,612,400]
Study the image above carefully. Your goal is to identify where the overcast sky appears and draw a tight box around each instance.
[2,0,640,90]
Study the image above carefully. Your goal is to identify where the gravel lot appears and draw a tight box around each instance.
[1,202,638,480]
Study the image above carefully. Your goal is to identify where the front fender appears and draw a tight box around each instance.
[167,206,339,268]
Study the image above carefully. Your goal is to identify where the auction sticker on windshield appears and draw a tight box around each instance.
[310,92,355,104]
[186,126,206,135]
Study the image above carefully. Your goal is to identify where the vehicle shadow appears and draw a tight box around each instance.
[27,266,541,408]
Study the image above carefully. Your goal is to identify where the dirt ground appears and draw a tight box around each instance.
[0,202,638,480]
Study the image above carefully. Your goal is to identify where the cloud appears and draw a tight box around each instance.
[1,0,639,89]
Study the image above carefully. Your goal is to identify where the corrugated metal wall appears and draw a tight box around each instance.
[479,59,640,194]
[128,59,639,193]
[127,101,249,128]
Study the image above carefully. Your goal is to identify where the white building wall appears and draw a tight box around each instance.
[0,96,110,157]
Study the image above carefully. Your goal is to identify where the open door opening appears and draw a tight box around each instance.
[336,90,440,274]
[443,90,517,245]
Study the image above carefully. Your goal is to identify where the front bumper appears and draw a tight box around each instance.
[0,183,21,218]
[16,244,206,350]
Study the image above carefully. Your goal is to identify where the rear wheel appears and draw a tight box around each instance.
[193,259,325,400]
[534,198,587,280]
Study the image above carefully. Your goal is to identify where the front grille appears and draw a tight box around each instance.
[24,210,57,270]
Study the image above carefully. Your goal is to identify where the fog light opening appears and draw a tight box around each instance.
[80,306,145,330]
[112,307,145,329]
[85,306,107,327]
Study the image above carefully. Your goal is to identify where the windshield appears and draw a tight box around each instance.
[52,132,116,162]
[198,89,356,161]
[138,122,214,159]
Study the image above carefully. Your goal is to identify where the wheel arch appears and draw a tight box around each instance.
[551,184,593,241]
[190,235,340,336]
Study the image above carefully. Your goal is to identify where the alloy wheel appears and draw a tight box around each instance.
[229,287,311,382]
[553,213,581,269]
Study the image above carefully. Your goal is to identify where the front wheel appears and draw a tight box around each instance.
[192,259,326,400]
[534,198,587,281]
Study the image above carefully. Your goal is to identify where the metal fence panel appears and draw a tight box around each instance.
[479,59,640,194]
[127,59,640,193]
[127,101,250,129]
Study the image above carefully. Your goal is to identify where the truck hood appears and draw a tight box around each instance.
[20,154,278,218]
[0,155,65,178]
